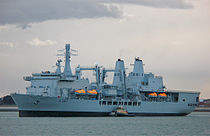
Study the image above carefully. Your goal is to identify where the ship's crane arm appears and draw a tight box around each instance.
[75,65,101,88]
[101,69,116,83]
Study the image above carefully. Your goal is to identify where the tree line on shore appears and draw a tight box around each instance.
[0,95,15,105]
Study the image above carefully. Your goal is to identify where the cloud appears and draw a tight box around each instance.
[0,53,9,57]
[0,42,14,48]
[0,0,121,28]
[16,24,32,29]
[28,38,57,46]
[101,0,193,9]
[0,0,193,28]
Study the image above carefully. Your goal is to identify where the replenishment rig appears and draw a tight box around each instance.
[11,44,200,117]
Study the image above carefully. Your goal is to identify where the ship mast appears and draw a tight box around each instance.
[55,59,62,74]
[64,44,72,77]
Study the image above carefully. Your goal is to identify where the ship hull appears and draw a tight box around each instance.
[11,93,199,117]
[19,110,110,117]
[19,110,188,117]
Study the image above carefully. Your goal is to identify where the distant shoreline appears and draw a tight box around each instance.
[193,107,210,112]
[0,104,16,107]
[0,105,17,112]
[0,105,210,112]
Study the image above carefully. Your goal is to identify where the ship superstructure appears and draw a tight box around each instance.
[11,44,200,117]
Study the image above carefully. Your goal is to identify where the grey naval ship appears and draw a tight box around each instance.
[11,44,200,117]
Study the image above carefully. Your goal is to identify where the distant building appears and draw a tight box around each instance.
[199,99,210,107]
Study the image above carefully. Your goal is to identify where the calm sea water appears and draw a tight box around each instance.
[0,112,210,136]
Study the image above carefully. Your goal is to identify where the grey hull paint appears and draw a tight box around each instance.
[11,93,198,117]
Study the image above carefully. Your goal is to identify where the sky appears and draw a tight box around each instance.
[0,0,209,98]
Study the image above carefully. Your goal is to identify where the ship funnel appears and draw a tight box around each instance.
[113,59,125,86]
[133,57,144,76]
[64,44,72,77]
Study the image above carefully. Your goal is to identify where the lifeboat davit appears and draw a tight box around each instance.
[87,90,97,95]
[158,93,167,97]
[148,92,157,97]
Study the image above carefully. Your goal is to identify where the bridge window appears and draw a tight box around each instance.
[108,101,112,105]
[128,102,132,106]
[138,102,141,106]
[133,102,137,106]
[183,99,185,102]
[102,101,106,105]
[124,102,127,105]
[113,101,117,105]
[196,97,199,102]
[175,97,179,102]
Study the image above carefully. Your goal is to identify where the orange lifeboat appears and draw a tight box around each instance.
[87,90,97,95]
[148,92,157,97]
[158,93,167,97]
[75,89,86,94]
